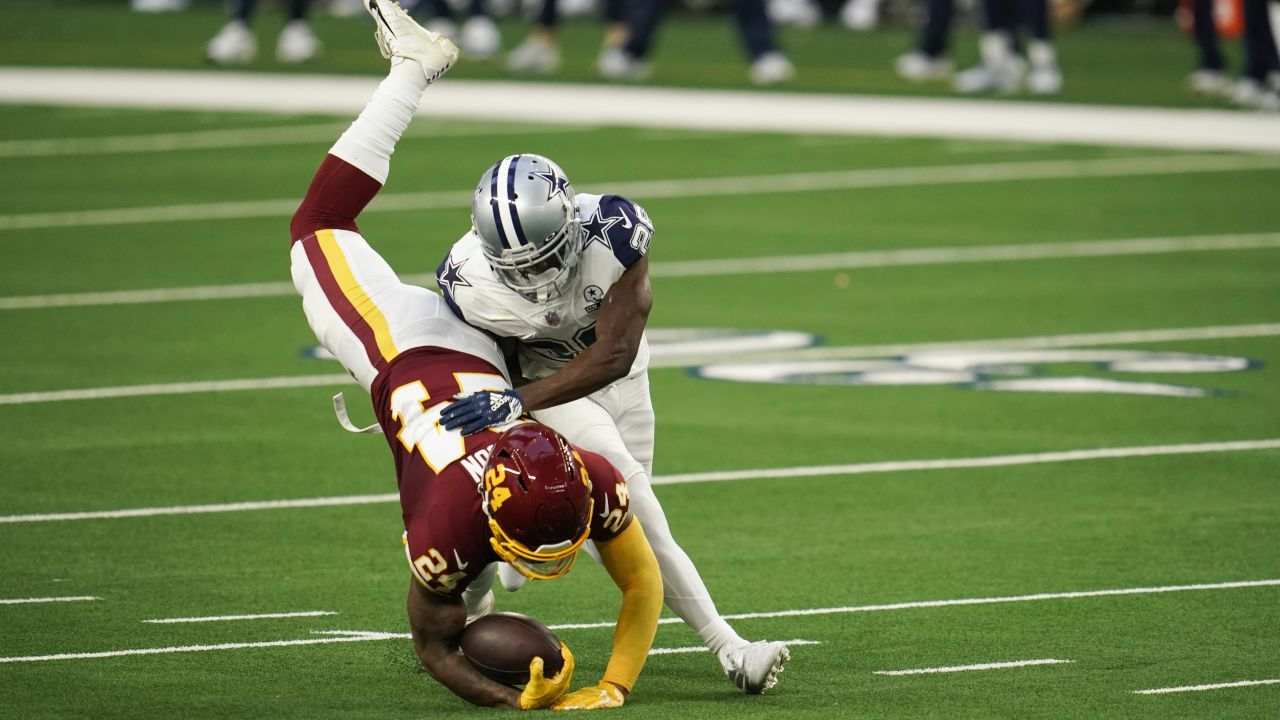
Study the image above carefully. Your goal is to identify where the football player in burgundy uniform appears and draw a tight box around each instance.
[287,1,661,709]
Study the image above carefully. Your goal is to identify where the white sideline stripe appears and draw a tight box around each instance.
[1134,678,1280,694]
[1,322,1277,406]
[0,122,579,158]
[648,639,820,656]
[2,439,1278,525]
[874,659,1073,675]
[0,635,387,664]
[4,68,1280,153]
[3,154,1279,231]
[0,595,98,605]
[546,579,1280,630]
[143,611,336,624]
[5,232,1279,310]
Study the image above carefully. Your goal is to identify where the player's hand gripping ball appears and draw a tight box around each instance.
[459,612,574,708]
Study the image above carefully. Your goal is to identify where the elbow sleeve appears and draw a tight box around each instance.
[596,519,663,692]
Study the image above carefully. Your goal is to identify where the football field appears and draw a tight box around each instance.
[1,94,1279,720]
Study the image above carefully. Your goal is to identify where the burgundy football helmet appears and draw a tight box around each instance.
[482,423,594,580]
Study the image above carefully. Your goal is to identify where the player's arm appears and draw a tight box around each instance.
[552,519,663,710]
[406,580,522,708]
[520,256,652,411]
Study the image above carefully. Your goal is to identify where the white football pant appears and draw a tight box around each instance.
[532,370,746,657]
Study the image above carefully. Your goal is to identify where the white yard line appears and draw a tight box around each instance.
[3,576,1274,664]
[3,154,1279,232]
[1134,678,1280,694]
[5,232,1278,311]
[0,321,1276,406]
[548,579,1280,630]
[0,635,386,664]
[143,611,336,624]
[0,493,398,524]
[4,68,1280,153]
[0,373,351,406]
[653,439,1280,486]
[0,595,98,605]
[0,122,580,159]
[874,659,1073,675]
[2,438,1276,525]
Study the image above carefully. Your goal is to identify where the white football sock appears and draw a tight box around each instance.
[329,61,427,184]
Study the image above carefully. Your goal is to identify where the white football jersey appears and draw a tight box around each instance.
[437,193,653,381]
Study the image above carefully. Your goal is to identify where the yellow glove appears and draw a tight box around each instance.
[519,643,575,710]
[550,682,626,711]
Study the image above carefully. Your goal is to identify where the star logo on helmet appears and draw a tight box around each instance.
[532,169,571,202]
[437,256,472,296]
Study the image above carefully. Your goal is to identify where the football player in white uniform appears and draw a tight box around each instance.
[434,153,790,694]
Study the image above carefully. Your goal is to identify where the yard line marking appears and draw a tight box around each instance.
[0,635,389,664]
[0,122,579,159]
[5,232,1279,310]
[143,611,336,624]
[546,579,1280,630]
[676,322,1280,368]
[0,596,98,605]
[0,322,1276,406]
[1134,678,1280,695]
[2,439,1278,524]
[3,154,1278,231]
[874,659,1073,675]
[0,373,352,405]
[652,439,1280,486]
[0,493,399,523]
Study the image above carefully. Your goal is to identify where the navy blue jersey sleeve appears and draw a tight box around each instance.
[581,195,653,269]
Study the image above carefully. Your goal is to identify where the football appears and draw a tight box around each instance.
[459,612,565,686]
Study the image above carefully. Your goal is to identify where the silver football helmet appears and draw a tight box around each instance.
[471,154,584,303]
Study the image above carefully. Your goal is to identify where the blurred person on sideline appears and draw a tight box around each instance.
[412,0,502,58]
[952,0,1062,94]
[599,0,795,84]
[506,0,630,75]
[207,0,321,64]
[894,0,957,81]
[1185,0,1280,108]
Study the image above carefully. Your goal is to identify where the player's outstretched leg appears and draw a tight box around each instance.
[365,0,459,83]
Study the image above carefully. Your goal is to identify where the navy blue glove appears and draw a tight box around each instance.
[440,389,525,436]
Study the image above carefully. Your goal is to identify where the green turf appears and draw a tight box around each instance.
[1,91,1278,720]
[0,0,1248,109]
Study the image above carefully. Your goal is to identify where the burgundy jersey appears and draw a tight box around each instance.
[375,347,635,599]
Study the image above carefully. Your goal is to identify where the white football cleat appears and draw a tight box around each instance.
[276,20,320,63]
[507,36,561,74]
[953,57,1025,94]
[749,51,795,85]
[895,51,952,81]
[840,0,882,30]
[365,0,459,82]
[768,0,822,28]
[719,640,791,694]
[1186,69,1228,95]
[206,20,257,65]
[497,562,528,592]
[461,15,501,58]
[1027,63,1062,95]
[598,47,650,81]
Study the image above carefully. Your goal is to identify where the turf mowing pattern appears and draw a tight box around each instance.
[1,91,1278,720]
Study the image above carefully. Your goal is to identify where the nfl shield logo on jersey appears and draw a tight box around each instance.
[544,310,561,327]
